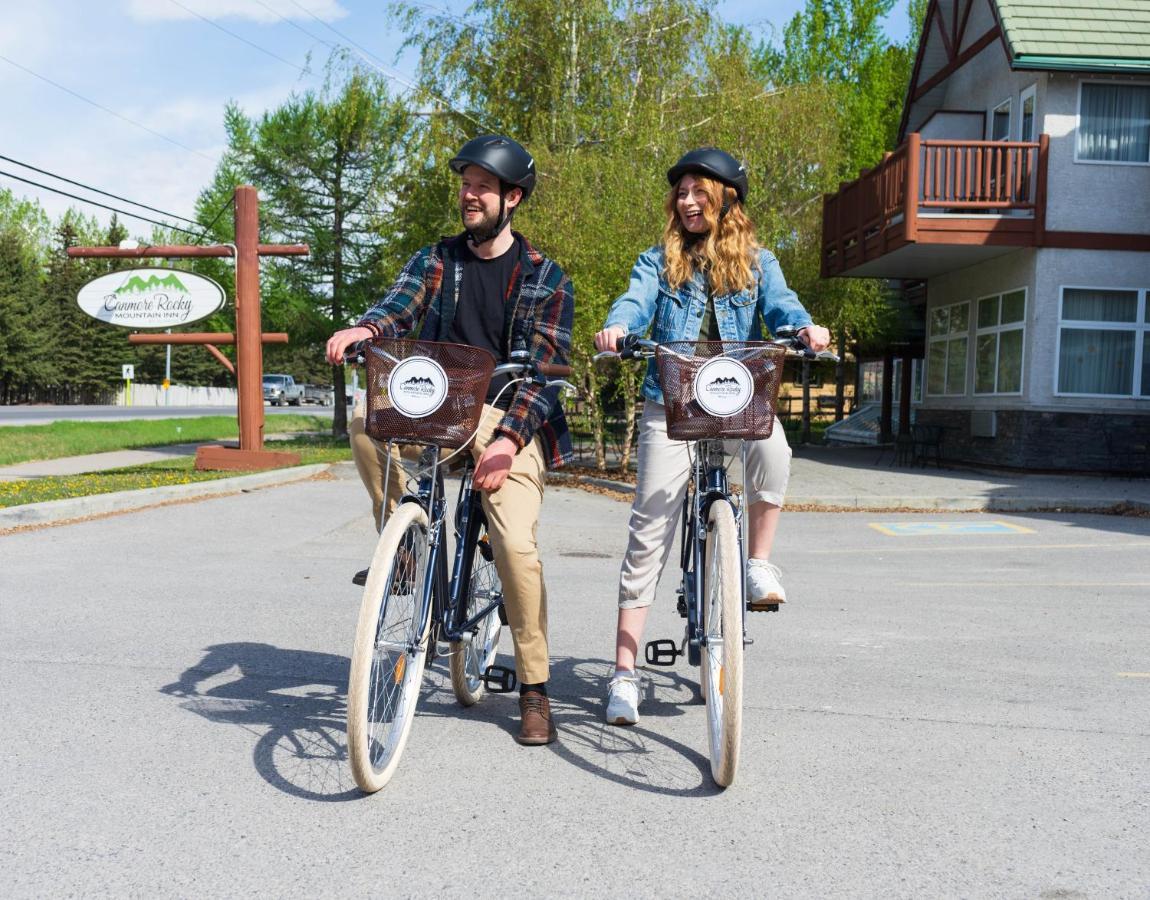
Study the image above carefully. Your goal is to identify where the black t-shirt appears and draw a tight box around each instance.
[446,237,520,407]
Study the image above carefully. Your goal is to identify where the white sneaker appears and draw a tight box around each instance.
[605,671,641,725]
[747,559,786,608]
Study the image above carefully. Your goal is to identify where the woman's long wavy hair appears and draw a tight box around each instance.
[661,174,760,296]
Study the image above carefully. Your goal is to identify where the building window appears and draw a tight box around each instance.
[975,289,1026,394]
[1077,83,1150,163]
[991,98,1011,141]
[1019,86,1036,142]
[1056,288,1149,396]
[927,302,969,396]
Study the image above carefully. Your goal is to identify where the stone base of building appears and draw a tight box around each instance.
[915,409,1150,474]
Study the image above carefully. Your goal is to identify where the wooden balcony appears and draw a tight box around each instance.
[821,133,1049,279]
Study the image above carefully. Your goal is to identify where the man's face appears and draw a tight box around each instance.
[458,164,519,241]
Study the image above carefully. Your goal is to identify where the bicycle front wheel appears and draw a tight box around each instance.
[346,502,431,794]
[701,499,744,787]
[449,532,503,706]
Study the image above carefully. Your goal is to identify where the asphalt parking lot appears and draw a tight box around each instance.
[2,468,1148,897]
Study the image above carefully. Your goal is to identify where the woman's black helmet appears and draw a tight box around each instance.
[449,134,536,201]
[667,147,749,204]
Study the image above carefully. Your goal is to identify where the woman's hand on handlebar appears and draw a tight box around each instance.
[326,325,374,366]
[797,325,831,353]
[594,325,627,353]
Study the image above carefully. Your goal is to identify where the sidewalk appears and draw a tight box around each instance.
[3,440,1148,531]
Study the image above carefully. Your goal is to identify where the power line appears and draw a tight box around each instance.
[166,0,317,78]
[0,169,203,237]
[0,53,215,163]
[284,0,497,133]
[0,154,202,226]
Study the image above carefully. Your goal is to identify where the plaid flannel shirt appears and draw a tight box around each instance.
[356,232,574,469]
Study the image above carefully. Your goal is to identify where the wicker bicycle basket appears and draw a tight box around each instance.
[656,341,787,441]
[363,338,496,448]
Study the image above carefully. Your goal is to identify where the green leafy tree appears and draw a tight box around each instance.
[199,56,416,434]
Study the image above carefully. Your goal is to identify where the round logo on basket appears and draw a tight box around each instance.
[387,356,448,418]
[692,356,754,417]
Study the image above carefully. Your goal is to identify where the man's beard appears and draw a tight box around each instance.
[460,202,503,244]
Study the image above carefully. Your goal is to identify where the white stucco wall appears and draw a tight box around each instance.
[923,248,1150,413]
[1041,73,1150,234]
[922,249,1037,410]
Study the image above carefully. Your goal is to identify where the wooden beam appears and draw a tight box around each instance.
[913,27,1001,102]
[127,332,289,344]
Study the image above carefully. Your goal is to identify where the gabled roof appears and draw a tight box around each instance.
[998,0,1150,70]
[899,0,1150,139]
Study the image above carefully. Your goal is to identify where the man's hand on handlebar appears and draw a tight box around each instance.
[594,325,627,353]
[326,325,374,366]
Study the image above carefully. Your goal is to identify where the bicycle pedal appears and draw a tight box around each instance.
[645,639,680,667]
[481,665,517,693]
[497,603,508,626]
[477,535,494,562]
[749,603,780,613]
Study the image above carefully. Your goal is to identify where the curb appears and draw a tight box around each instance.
[0,463,332,530]
[546,474,1150,515]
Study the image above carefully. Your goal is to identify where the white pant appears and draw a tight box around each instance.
[617,401,791,609]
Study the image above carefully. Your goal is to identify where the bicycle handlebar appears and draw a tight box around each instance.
[596,328,840,363]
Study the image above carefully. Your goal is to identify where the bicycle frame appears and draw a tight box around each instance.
[676,438,747,666]
[388,442,504,659]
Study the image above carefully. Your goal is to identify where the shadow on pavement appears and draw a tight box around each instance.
[162,644,727,801]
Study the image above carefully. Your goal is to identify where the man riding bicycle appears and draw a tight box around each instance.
[326,135,574,746]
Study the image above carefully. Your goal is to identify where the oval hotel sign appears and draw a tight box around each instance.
[77,268,226,329]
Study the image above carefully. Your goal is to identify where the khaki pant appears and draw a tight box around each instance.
[618,400,791,609]
[350,402,551,684]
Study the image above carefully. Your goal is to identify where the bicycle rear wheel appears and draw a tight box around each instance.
[346,502,431,793]
[449,532,503,706]
[701,499,743,787]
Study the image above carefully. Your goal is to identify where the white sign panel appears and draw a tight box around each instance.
[692,356,754,418]
[387,356,449,418]
[121,364,135,380]
[77,268,226,329]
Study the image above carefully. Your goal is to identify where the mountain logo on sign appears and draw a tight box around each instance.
[709,376,741,387]
[403,376,435,387]
[115,273,188,294]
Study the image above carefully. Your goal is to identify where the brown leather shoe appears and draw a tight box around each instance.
[516,690,557,745]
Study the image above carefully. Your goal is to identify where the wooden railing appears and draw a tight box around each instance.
[822,133,1049,275]
[921,139,1038,208]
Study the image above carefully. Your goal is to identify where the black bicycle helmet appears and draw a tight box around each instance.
[449,134,537,201]
[666,147,749,204]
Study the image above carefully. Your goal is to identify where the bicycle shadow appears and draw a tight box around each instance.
[162,644,726,801]
[159,642,360,803]
[417,654,723,798]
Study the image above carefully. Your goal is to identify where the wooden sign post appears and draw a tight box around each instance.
[69,186,309,471]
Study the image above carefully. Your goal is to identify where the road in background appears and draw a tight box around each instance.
[2,470,1147,897]
[0,404,342,426]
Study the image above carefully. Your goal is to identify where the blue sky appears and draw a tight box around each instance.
[0,0,912,234]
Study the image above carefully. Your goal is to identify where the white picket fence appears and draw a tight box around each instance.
[115,383,239,406]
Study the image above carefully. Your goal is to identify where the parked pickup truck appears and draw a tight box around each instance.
[300,383,335,406]
[263,374,302,406]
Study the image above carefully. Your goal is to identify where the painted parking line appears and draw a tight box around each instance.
[869,521,1036,536]
[1117,672,1150,679]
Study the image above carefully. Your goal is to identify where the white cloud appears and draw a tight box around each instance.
[126,0,349,24]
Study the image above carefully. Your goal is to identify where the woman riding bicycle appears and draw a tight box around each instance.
[592,147,831,726]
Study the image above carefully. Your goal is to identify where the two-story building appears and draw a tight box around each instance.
[822,0,1150,472]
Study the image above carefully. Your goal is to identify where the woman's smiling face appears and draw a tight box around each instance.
[675,174,711,234]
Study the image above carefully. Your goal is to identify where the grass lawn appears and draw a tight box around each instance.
[0,434,352,508]
[0,415,333,466]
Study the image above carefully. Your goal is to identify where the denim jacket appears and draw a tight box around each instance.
[603,246,814,404]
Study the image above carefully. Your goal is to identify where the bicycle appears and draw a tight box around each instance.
[344,337,572,794]
[597,327,837,786]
